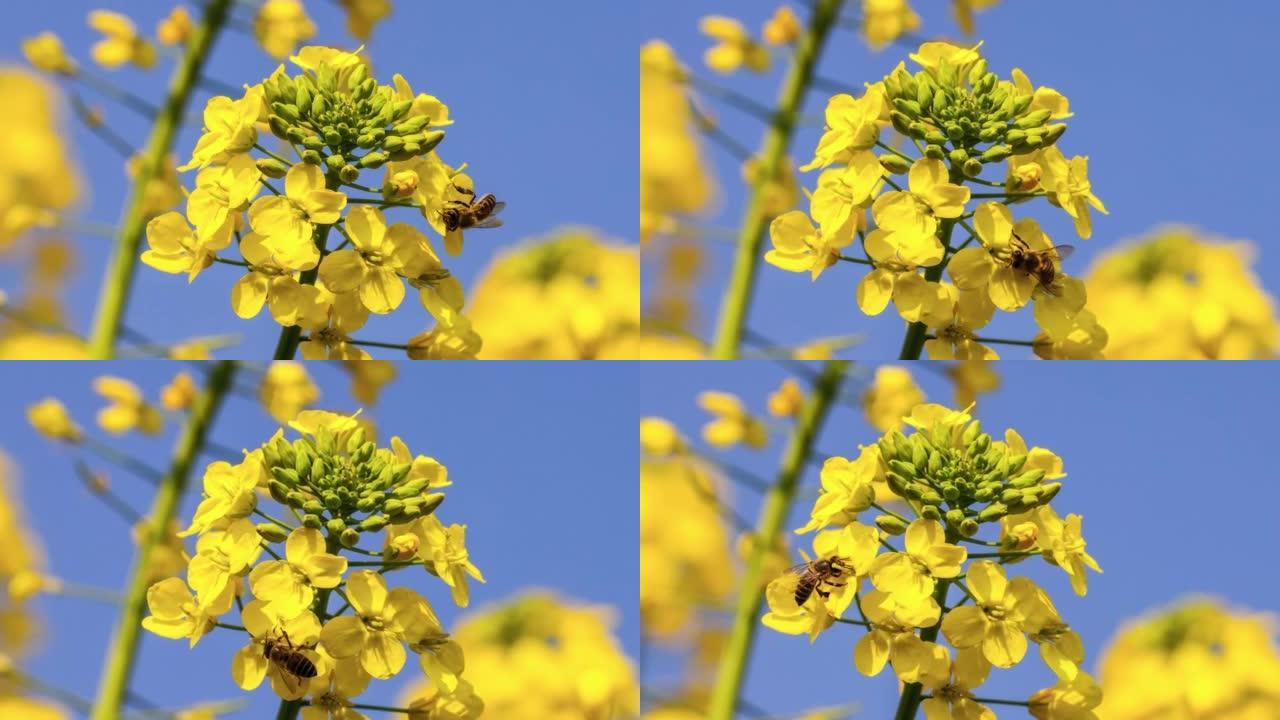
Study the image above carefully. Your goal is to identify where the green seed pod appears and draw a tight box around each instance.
[301,149,323,166]
[359,152,387,169]
[980,145,1013,163]
[326,517,347,535]
[256,523,290,544]
[302,513,324,530]
[924,144,947,161]
[340,528,362,548]
[879,154,912,175]
[303,499,326,515]
[959,518,980,537]
[875,515,909,535]
[977,502,1007,523]
[339,164,361,184]
[921,505,942,521]
[257,157,291,179]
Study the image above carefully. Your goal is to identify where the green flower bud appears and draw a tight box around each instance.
[359,152,387,169]
[1021,132,1044,148]
[420,493,446,516]
[960,518,980,537]
[980,145,1013,163]
[302,513,324,530]
[962,158,984,178]
[268,480,291,504]
[322,492,342,510]
[887,472,912,498]
[326,517,347,535]
[301,149,323,165]
[268,115,292,140]
[339,164,361,184]
[924,129,948,146]
[941,483,960,501]
[1001,488,1022,504]
[325,154,347,174]
[383,498,405,515]
[286,491,309,507]
[1038,482,1062,504]
[920,490,944,506]
[888,460,918,480]
[303,499,326,515]
[977,502,1007,523]
[948,148,969,166]
[359,515,389,532]
[875,515,909,535]
[962,420,982,446]
[392,116,433,135]
[879,153,912,175]
[924,144,947,161]
[1041,123,1067,146]
[1006,129,1027,145]
[921,505,942,521]
[945,508,965,526]
[1016,109,1053,129]
[910,440,928,469]
[945,123,965,142]
[257,157,291,179]
[340,528,362,547]
[256,523,290,544]
[1009,468,1046,489]
[271,466,300,486]
[272,103,301,124]
[295,83,312,112]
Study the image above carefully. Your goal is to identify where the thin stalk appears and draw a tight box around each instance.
[892,530,958,720]
[897,219,954,359]
[273,223,334,359]
[705,360,849,720]
[88,0,235,359]
[90,361,238,720]
[711,0,843,359]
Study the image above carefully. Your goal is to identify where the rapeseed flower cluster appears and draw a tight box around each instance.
[402,593,637,719]
[640,41,714,245]
[1096,600,1280,719]
[465,230,642,359]
[1084,228,1279,359]
[764,40,1108,358]
[763,402,1102,718]
[133,45,485,358]
[140,409,483,710]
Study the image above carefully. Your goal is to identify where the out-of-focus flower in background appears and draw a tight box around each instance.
[1096,599,1280,718]
[1085,228,1279,359]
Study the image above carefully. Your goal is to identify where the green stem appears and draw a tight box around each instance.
[897,219,955,360]
[710,0,843,359]
[87,0,235,359]
[90,361,238,720]
[892,533,957,720]
[273,223,334,359]
[705,360,849,720]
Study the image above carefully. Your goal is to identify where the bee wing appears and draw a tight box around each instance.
[1047,244,1075,262]
[488,201,507,215]
[473,217,504,229]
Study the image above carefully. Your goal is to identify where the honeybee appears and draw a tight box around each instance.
[263,630,318,690]
[1007,233,1074,295]
[440,184,505,232]
[789,556,855,607]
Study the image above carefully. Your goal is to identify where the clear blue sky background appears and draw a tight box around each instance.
[639,361,1280,717]
[1,361,639,717]
[0,0,637,357]
[639,1,1280,359]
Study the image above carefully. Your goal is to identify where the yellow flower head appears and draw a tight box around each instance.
[338,0,392,41]
[763,5,802,45]
[231,600,328,700]
[157,6,193,46]
[259,363,320,423]
[868,519,966,602]
[249,164,348,251]
[249,528,349,617]
[863,0,921,50]
[319,570,436,679]
[410,515,485,608]
[141,212,232,282]
[161,371,198,411]
[767,378,805,418]
[862,366,925,432]
[318,207,412,314]
[763,524,881,640]
[141,577,233,648]
[795,448,882,534]
[181,455,265,537]
[181,90,265,171]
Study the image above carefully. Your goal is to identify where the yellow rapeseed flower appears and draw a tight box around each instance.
[698,391,768,449]
[26,398,81,442]
[259,362,320,422]
[94,376,164,435]
[249,528,348,617]
[862,366,925,432]
[254,0,317,59]
[88,10,156,69]
[22,33,77,75]
[699,16,770,74]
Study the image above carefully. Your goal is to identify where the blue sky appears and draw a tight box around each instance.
[639,361,1280,717]
[639,1,1280,359]
[1,361,639,716]
[0,0,637,357]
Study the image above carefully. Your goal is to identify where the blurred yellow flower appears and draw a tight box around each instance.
[26,398,82,442]
[88,10,156,69]
[157,6,193,45]
[698,391,768,449]
[0,71,81,250]
[863,0,921,50]
[93,376,164,435]
[700,16,771,74]
[338,0,392,41]
[862,366,924,432]
[468,230,640,359]
[762,6,802,45]
[1097,600,1280,719]
[0,454,46,656]
[254,0,317,59]
[1085,228,1279,359]
[640,41,714,243]
[22,33,77,75]
[161,371,198,411]
[767,378,805,417]
[260,362,321,423]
